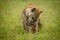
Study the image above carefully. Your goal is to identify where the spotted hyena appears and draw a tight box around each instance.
[22,4,42,33]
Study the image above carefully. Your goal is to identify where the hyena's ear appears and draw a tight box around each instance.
[38,11,43,15]
[23,9,26,14]
[40,11,43,14]
[36,10,43,17]
[22,8,26,16]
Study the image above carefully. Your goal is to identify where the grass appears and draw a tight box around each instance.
[0,0,60,40]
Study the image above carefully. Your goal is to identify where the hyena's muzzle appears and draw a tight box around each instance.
[22,7,42,33]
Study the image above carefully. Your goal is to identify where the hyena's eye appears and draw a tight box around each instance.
[31,8,36,12]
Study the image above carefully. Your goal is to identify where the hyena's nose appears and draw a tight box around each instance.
[30,17,35,25]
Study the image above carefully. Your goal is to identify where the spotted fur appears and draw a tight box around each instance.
[22,4,42,33]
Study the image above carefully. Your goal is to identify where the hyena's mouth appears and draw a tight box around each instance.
[30,18,37,25]
[30,19,35,25]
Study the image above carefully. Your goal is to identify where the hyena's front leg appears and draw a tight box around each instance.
[32,22,38,33]
[23,20,30,33]
[23,25,30,33]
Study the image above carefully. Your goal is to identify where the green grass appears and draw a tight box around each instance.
[0,0,60,40]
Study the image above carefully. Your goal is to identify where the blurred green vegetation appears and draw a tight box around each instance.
[0,0,60,40]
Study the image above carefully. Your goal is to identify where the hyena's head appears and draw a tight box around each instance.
[24,7,42,25]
